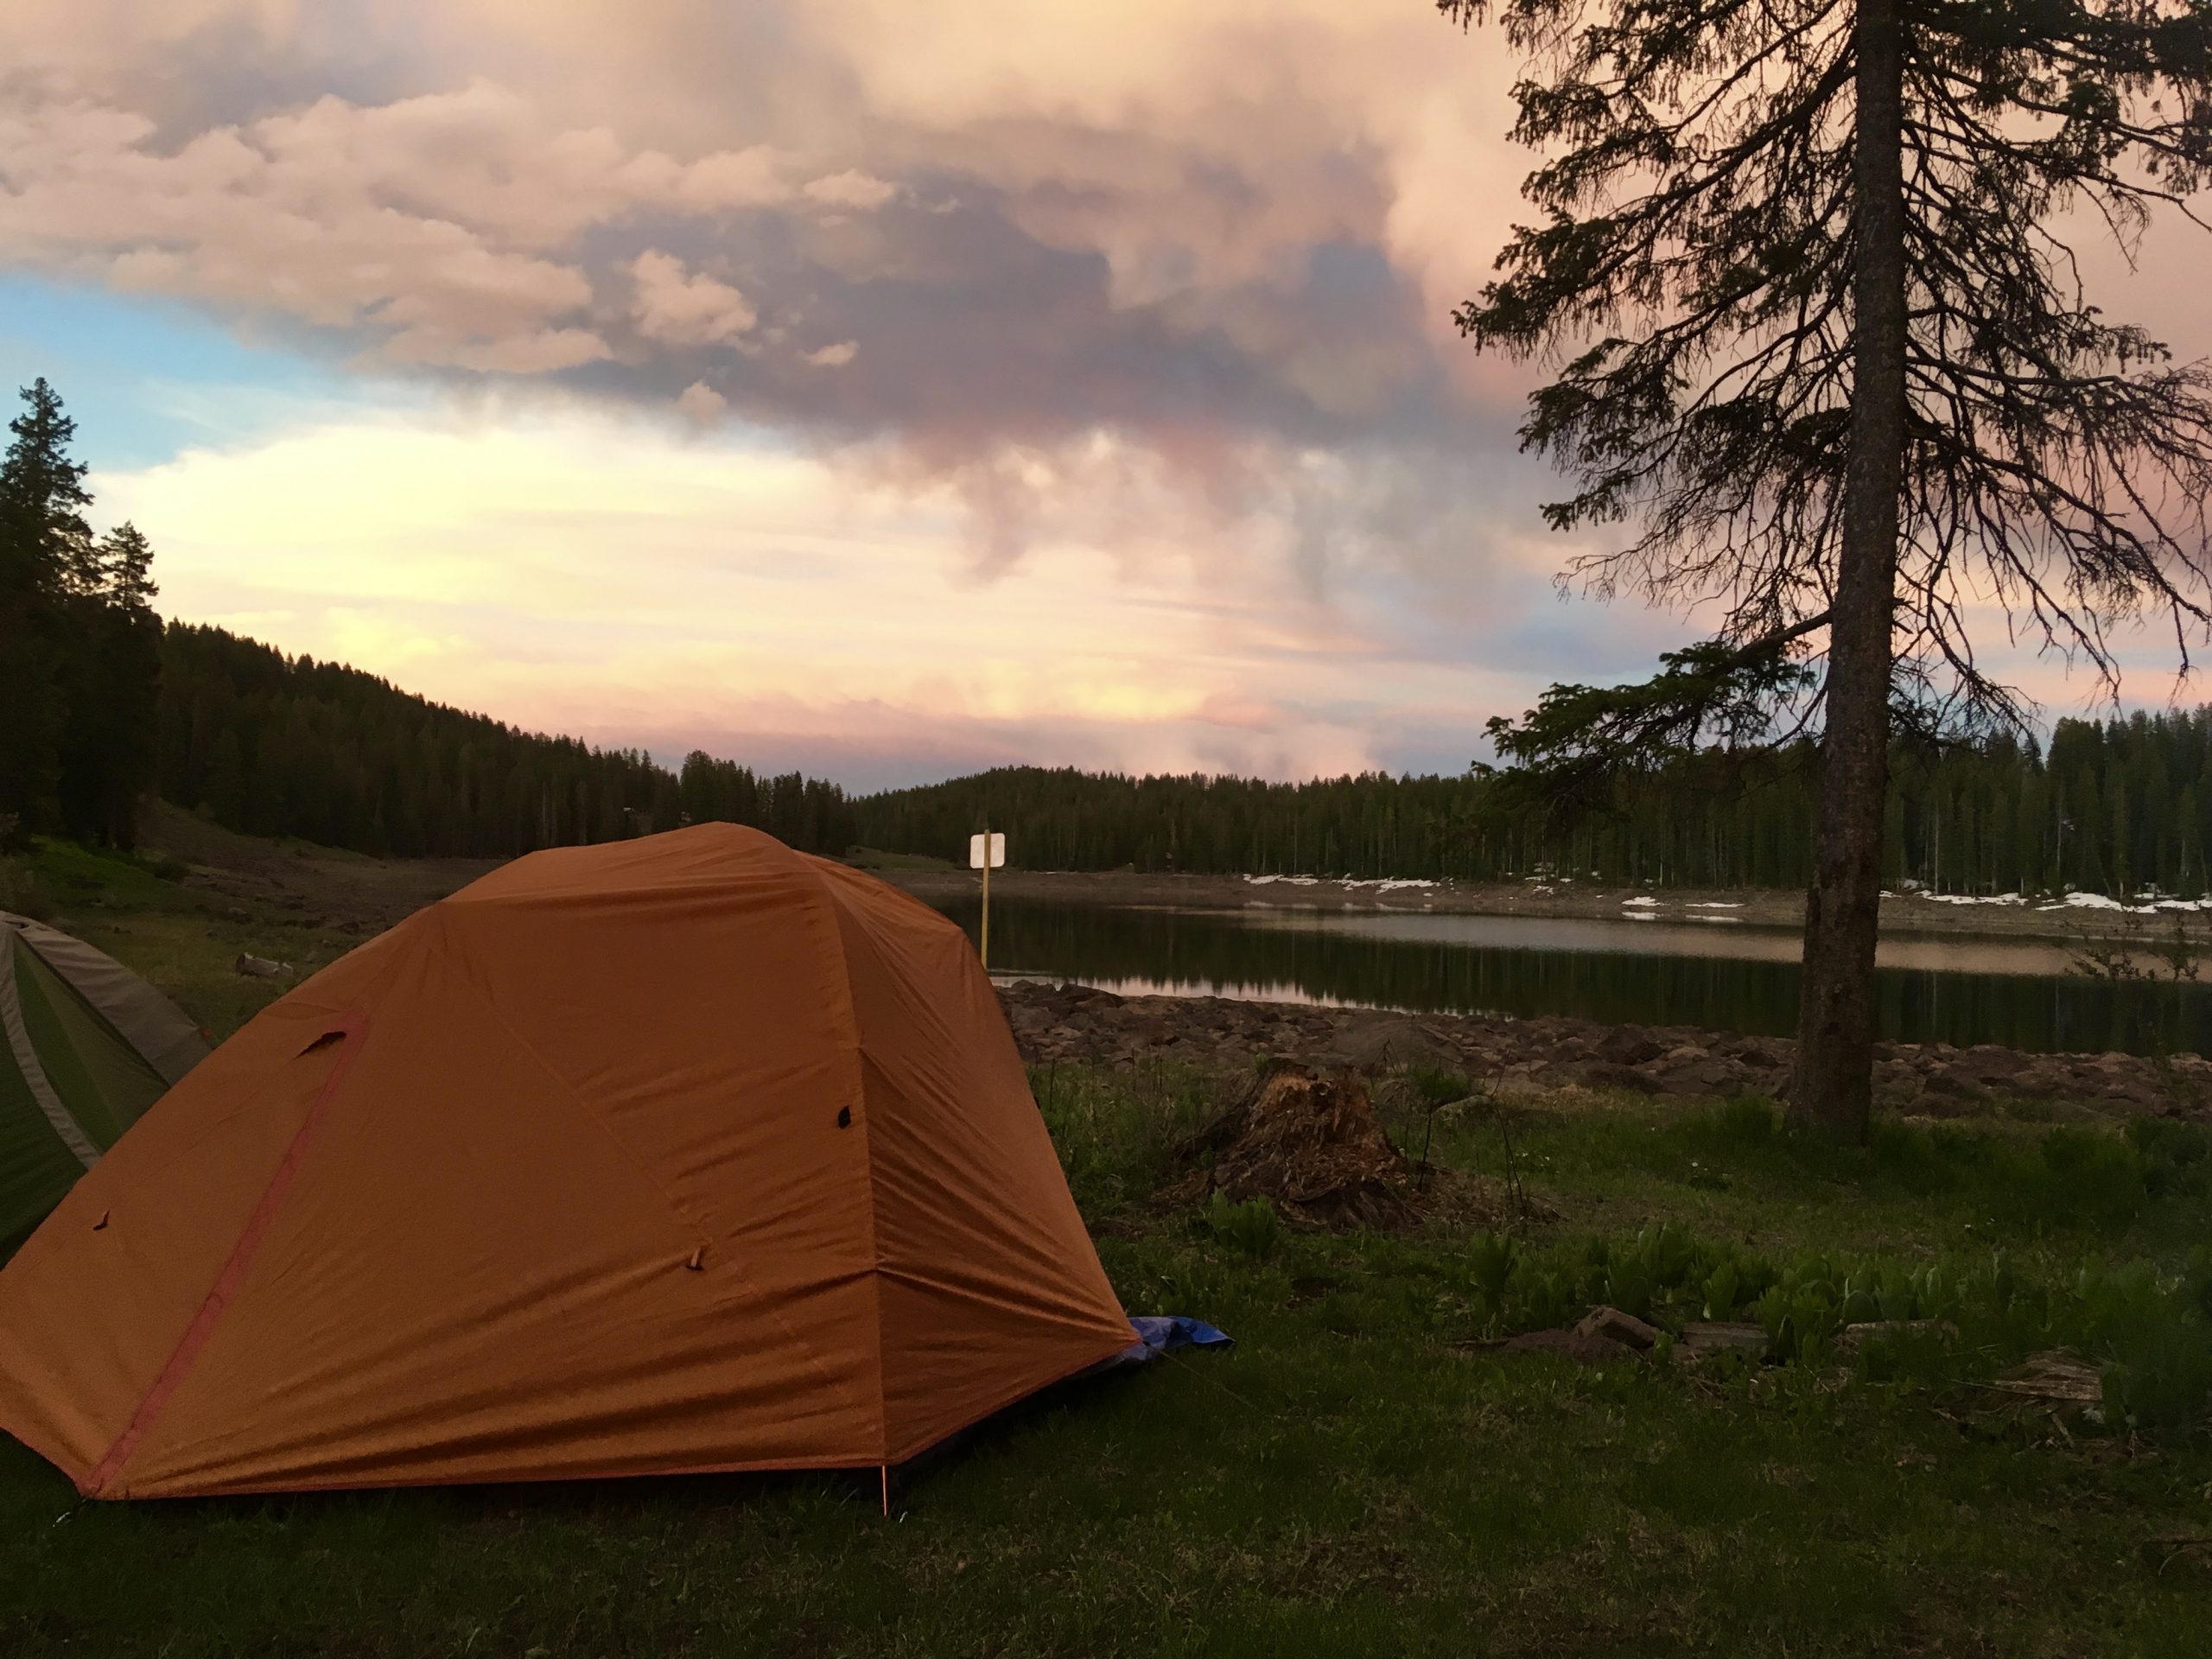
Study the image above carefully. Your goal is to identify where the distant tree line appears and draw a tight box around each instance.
[157,626,859,859]
[855,716,2212,899]
[10,376,2212,896]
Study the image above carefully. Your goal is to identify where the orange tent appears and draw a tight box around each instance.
[0,824,1135,1499]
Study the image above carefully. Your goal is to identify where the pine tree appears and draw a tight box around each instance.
[56,523,164,845]
[0,379,96,838]
[100,521,157,609]
[3,380,98,592]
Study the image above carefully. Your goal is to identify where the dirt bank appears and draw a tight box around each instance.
[139,801,498,932]
[1000,978,2212,1118]
[892,866,2212,945]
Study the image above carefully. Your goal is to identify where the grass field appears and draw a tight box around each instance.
[4,837,2212,1656]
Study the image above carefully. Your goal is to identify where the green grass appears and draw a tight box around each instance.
[4,831,364,1040]
[3,837,186,923]
[54,907,353,1040]
[1450,1089,2212,1258]
[6,1068,2211,1655]
[5,870,2212,1654]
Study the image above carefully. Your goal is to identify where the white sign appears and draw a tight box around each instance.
[968,832,1006,870]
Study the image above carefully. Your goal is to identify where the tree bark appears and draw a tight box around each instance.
[1789,0,1907,1142]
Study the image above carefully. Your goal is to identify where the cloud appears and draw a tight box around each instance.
[0,0,1560,586]
[0,86,610,370]
[675,379,728,423]
[395,327,612,374]
[93,403,1576,784]
[629,250,757,346]
[12,0,2208,774]
[803,169,897,211]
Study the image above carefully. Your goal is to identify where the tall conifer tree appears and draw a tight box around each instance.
[64,524,165,845]
[0,379,95,838]
[1443,0,2212,1138]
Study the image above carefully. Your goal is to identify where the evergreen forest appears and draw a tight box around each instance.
[855,723,2212,898]
[10,379,2212,897]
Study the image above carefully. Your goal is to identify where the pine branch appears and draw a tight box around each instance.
[1478,610,1833,813]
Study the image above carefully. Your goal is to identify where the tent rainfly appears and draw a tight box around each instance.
[2,912,209,1254]
[0,824,1136,1499]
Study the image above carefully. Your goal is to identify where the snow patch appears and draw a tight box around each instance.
[1245,874,1437,893]
[1622,896,1660,908]
[2028,892,2212,913]
[1686,902,1744,910]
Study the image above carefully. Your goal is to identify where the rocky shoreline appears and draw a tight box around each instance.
[1000,979,2211,1117]
[892,865,2212,944]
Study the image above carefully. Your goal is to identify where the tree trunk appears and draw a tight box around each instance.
[1789,0,1908,1142]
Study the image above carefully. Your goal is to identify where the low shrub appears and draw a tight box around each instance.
[1200,1192,1281,1259]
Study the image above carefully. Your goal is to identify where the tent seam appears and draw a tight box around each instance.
[80,915,430,1497]
[84,1010,370,1497]
[805,862,891,1465]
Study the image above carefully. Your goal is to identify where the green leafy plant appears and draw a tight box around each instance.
[1199,1191,1281,1260]
[2017,1128,2147,1233]
[2101,1322,2212,1433]
[1870,1265,1920,1324]
[1467,1232,1522,1332]
[1518,1267,1580,1332]
[1701,1260,1742,1320]
[2127,1117,2211,1200]
[1594,1224,1702,1322]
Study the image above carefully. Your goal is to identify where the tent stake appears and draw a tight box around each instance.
[880,1463,889,1517]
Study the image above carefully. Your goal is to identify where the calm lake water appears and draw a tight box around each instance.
[932,897,2212,1057]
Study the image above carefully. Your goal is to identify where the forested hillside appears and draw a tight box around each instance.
[160,636,2212,897]
[156,626,857,859]
[2,380,855,861]
[11,374,2212,894]
[855,714,2212,898]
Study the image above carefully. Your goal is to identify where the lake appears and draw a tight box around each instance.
[930,897,2212,1056]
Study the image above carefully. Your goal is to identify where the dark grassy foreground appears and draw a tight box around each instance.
[5,839,2212,1655]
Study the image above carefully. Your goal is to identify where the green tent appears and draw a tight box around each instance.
[1,912,209,1254]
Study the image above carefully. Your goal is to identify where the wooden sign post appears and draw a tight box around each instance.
[968,829,1006,968]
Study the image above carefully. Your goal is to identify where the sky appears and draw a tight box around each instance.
[4,1,2209,792]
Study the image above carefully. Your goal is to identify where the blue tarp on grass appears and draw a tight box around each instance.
[1108,1314,1233,1367]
